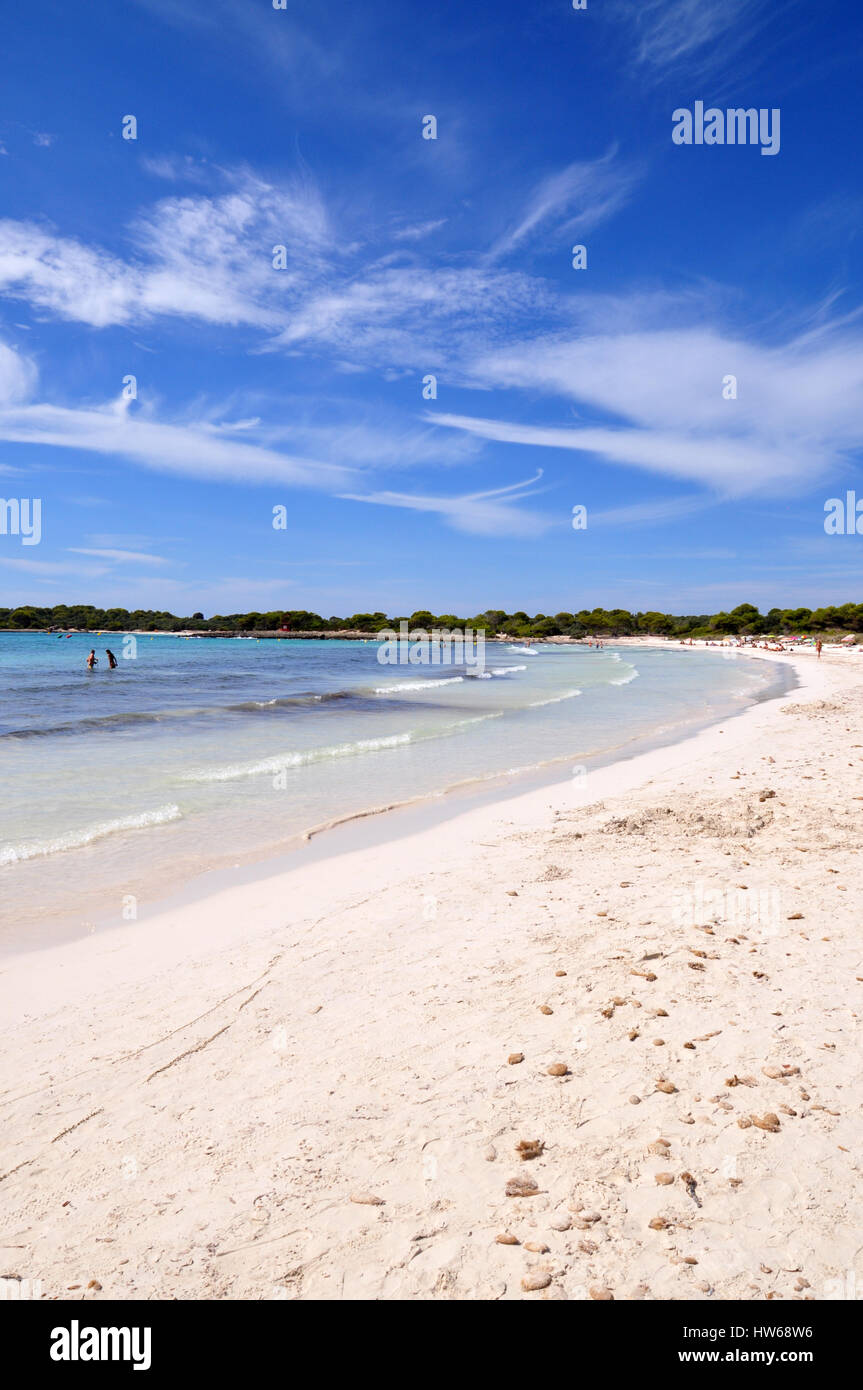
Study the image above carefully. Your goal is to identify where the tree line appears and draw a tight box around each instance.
[1,601,862,637]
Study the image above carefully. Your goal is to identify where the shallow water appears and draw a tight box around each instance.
[0,633,791,943]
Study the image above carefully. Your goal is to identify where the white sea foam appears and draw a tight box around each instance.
[610,668,639,686]
[527,689,583,707]
[374,677,464,694]
[0,804,182,866]
[490,665,527,675]
[185,732,414,782]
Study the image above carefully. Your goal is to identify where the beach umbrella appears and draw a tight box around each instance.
[841,634,856,644]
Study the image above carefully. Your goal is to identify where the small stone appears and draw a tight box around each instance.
[648,1139,671,1155]
[578,1239,598,1254]
[521,1272,552,1291]
[539,1005,554,1016]
[648,1217,668,1230]
[549,1215,572,1232]
[590,1287,614,1301]
[655,1172,674,1185]
[752,1112,781,1133]
[656,1079,676,1094]
[547,1063,569,1077]
[506,890,519,897]
[484,1145,497,1162]
[653,1039,665,1046]
[555,970,567,977]
[350,1192,384,1206]
[524,1241,549,1253]
[762,1064,800,1079]
[508,1053,525,1065]
[629,1095,642,1105]
[628,1029,640,1041]
[87,1279,102,1290]
[495,1233,519,1245]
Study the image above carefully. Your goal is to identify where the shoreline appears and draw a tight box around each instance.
[1,642,795,956]
[2,644,860,1301]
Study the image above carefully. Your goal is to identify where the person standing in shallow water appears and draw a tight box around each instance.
[105,649,118,669]
[86,649,97,669]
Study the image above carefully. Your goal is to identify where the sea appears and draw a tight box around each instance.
[0,632,794,947]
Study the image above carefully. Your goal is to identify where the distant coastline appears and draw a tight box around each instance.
[1,600,862,640]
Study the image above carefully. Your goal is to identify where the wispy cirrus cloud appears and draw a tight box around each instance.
[488,149,641,261]
[615,0,778,78]
[340,470,552,537]
[430,293,863,501]
[67,548,171,566]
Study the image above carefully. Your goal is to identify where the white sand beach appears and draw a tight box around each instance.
[2,644,861,1302]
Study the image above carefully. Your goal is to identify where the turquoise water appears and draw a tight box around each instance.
[0,632,791,942]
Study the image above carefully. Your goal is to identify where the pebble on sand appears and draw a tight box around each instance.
[590,1287,614,1301]
[508,1052,525,1065]
[655,1079,677,1094]
[655,1172,675,1185]
[350,1192,384,1206]
[751,1113,781,1133]
[547,1063,569,1076]
[539,1005,554,1015]
[495,1233,520,1245]
[525,1241,550,1253]
[549,1215,572,1231]
[522,1272,552,1291]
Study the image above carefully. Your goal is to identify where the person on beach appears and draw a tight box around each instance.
[105,649,118,669]
[816,639,823,659]
[86,649,97,669]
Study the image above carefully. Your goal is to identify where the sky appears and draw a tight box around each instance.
[1,0,863,618]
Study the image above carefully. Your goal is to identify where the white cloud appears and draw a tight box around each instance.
[488,150,640,261]
[340,470,552,537]
[68,548,171,566]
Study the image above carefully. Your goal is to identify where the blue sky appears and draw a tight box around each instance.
[1,0,862,617]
